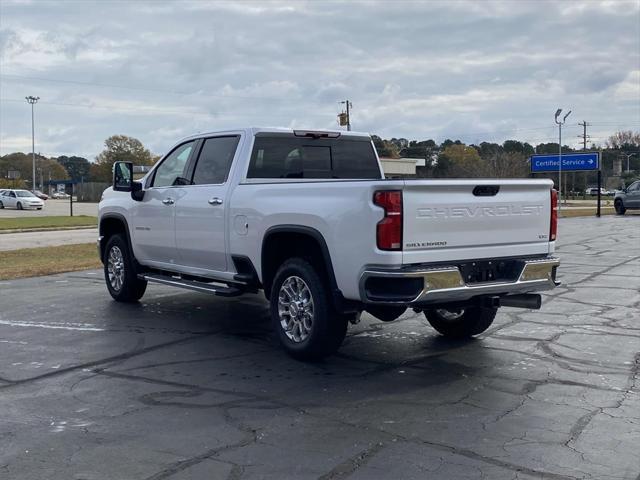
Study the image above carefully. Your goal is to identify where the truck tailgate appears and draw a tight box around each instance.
[401,179,553,264]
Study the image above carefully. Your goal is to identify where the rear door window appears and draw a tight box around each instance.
[247,136,381,179]
[191,136,240,185]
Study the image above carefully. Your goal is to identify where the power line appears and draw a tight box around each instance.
[0,97,334,118]
[0,73,308,103]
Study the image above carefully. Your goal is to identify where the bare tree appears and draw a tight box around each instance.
[606,130,640,149]
[482,151,529,178]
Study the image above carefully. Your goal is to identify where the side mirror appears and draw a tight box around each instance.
[131,181,144,201]
[113,161,133,191]
[113,161,145,201]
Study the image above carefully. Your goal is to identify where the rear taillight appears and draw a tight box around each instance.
[550,189,558,241]
[374,190,402,250]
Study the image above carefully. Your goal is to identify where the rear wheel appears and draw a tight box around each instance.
[424,306,497,338]
[104,234,147,302]
[615,199,626,215]
[0,200,4,209]
[271,258,347,361]
[17,202,23,210]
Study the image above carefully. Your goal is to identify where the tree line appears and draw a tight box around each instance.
[1,131,638,191]
[0,135,158,189]
[373,130,640,188]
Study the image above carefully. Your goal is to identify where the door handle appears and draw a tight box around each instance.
[162,198,175,205]
[208,197,223,205]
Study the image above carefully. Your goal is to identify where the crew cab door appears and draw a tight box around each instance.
[131,140,196,265]
[174,135,241,273]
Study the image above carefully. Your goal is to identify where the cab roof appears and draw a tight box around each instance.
[181,127,371,142]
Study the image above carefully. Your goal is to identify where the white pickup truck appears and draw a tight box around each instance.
[98,128,559,360]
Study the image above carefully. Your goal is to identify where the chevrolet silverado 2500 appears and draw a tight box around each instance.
[98,128,560,360]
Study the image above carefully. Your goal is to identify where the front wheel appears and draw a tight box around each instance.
[17,202,23,210]
[270,258,347,361]
[614,199,626,215]
[0,200,4,209]
[424,306,497,339]
[103,234,147,302]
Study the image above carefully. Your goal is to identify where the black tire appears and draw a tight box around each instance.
[0,201,4,209]
[270,258,347,361]
[424,306,497,339]
[614,199,626,215]
[103,234,147,302]
[17,202,23,210]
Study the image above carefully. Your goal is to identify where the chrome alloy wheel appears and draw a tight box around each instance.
[278,275,314,343]
[107,246,125,292]
[436,308,465,321]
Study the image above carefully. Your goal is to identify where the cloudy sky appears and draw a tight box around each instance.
[1,0,639,160]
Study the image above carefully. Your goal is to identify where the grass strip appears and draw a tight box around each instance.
[0,215,97,231]
[0,243,101,280]
[559,208,617,218]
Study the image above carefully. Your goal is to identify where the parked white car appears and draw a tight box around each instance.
[52,192,71,199]
[585,187,606,196]
[0,189,45,210]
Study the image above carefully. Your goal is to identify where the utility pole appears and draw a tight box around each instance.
[25,96,40,192]
[577,121,590,198]
[555,108,571,211]
[577,121,590,150]
[339,100,352,131]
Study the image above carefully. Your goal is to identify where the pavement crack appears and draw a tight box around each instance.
[0,335,205,389]
[565,408,600,448]
[317,442,385,480]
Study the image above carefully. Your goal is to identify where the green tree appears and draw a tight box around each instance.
[401,139,437,159]
[535,143,573,154]
[56,155,91,180]
[475,142,503,159]
[0,152,68,189]
[371,135,400,158]
[502,140,534,157]
[436,144,483,177]
[91,135,156,182]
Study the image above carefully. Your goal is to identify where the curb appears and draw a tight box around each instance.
[0,226,97,234]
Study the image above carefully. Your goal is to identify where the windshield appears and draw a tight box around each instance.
[16,190,36,198]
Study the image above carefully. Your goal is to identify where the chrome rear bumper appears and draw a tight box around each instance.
[360,257,559,305]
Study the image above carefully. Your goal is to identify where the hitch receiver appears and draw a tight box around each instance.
[487,294,542,310]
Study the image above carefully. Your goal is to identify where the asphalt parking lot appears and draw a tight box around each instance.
[0,216,638,480]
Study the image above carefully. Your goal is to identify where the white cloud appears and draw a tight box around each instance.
[0,0,638,158]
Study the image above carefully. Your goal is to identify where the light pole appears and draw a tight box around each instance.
[554,108,571,210]
[623,153,637,172]
[25,96,40,192]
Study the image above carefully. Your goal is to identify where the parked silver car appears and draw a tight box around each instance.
[614,180,640,215]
